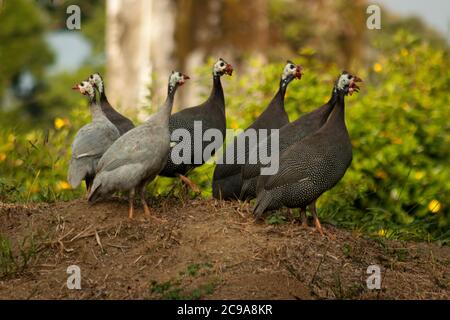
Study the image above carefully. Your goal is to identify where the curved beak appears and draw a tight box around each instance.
[225,63,234,76]
[295,65,303,80]
[72,84,79,91]
[179,74,190,86]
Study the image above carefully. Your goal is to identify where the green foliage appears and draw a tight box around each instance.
[149,263,216,300]
[266,212,287,225]
[0,233,38,278]
[0,102,89,202]
[0,0,54,99]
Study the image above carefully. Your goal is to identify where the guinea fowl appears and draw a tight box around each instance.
[88,71,189,219]
[88,73,135,135]
[240,71,344,200]
[253,72,362,235]
[212,61,303,200]
[68,81,120,193]
[159,58,233,191]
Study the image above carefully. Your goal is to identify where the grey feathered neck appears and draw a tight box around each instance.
[88,92,104,120]
[152,82,178,124]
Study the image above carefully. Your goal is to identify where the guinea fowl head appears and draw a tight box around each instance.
[335,71,362,96]
[213,58,233,77]
[168,71,190,93]
[281,60,303,86]
[72,81,95,98]
[88,73,104,93]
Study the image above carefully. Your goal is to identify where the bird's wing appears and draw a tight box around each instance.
[261,141,323,191]
[97,125,167,173]
[72,122,119,159]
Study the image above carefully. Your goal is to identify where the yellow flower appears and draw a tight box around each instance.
[375,170,387,179]
[54,117,66,130]
[378,229,387,237]
[0,153,6,162]
[428,200,441,214]
[391,137,403,145]
[414,171,425,180]
[373,63,382,73]
[231,121,239,130]
[29,185,40,194]
[57,181,72,191]
[400,48,409,57]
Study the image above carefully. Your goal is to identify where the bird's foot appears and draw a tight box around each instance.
[179,175,201,193]
[143,205,167,223]
[313,217,325,236]
[128,207,134,220]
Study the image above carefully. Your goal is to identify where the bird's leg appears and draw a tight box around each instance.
[300,207,308,227]
[128,188,135,220]
[179,174,200,193]
[310,201,324,236]
[140,185,166,223]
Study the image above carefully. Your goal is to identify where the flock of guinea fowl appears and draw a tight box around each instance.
[69,58,362,235]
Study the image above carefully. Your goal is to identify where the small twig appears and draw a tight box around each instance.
[69,224,93,242]
[114,222,122,238]
[95,230,104,253]
[310,244,330,286]
[107,244,130,250]
[133,255,143,264]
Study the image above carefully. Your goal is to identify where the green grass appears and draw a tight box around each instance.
[149,262,217,300]
[0,234,38,278]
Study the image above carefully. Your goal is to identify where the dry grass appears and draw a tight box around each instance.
[0,198,449,299]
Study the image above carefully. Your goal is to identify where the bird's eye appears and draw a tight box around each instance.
[290,65,295,69]
[347,74,352,79]
[220,62,225,67]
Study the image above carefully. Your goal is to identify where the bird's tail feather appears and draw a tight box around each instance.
[240,178,257,200]
[67,159,86,189]
[240,180,251,200]
[87,179,102,203]
[253,190,272,218]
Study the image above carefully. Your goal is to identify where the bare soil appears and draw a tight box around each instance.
[0,198,449,300]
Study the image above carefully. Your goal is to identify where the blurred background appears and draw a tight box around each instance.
[0,0,449,242]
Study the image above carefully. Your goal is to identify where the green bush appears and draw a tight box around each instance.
[0,31,448,242]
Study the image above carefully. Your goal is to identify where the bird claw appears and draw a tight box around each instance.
[179,175,201,193]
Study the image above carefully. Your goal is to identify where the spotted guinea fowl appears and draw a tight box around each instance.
[159,58,233,191]
[212,61,303,200]
[240,71,345,200]
[68,81,120,193]
[88,71,189,219]
[253,72,362,235]
[88,73,135,135]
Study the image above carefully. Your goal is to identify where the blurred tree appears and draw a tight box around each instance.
[106,0,175,116]
[106,0,271,112]
[37,0,106,53]
[269,0,366,67]
[0,0,105,121]
[0,0,54,107]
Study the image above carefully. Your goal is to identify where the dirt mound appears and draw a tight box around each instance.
[0,198,449,299]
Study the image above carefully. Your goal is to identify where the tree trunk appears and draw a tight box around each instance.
[106,0,175,116]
